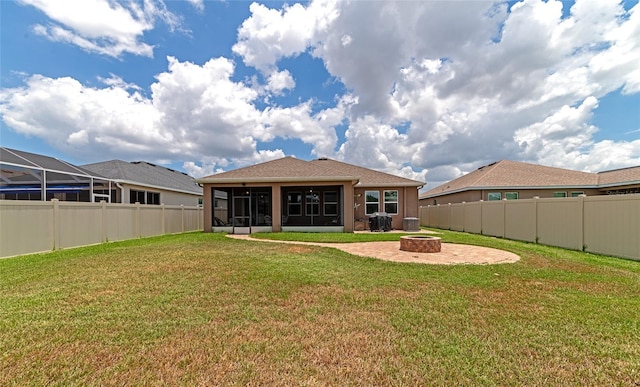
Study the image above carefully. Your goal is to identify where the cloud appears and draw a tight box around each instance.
[232,0,339,72]
[0,56,340,171]
[265,69,295,95]
[21,0,182,58]
[185,0,204,12]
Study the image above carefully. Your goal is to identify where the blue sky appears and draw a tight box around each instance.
[1,0,639,190]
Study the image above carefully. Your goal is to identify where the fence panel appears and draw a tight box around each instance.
[481,201,504,237]
[419,194,639,260]
[1,200,204,259]
[104,204,137,242]
[57,202,103,248]
[584,195,640,260]
[164,206,184,234]
[184,207,203,231]
[537,197,583,251]
[419,206,430,227]
[463,202,482,234]
[0,201,54,257]
[504,199,536,243]
[139,206,164,237]
[450,203,464,231]
[436,204,450,230]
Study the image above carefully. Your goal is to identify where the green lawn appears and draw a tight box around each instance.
[1,230,639,385]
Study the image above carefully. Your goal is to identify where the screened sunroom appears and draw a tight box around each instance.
[0,147,113,202]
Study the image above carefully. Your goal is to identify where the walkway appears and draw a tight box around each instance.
[226,231,520,265]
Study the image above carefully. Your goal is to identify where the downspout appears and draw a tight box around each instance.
[116,182,125,203]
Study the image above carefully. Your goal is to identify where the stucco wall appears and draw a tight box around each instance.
[120,183,202,206]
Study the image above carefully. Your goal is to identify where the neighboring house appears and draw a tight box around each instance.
[196,156,424,233]
[0,147,113,202]
[420,160,640,205]
[82,160,203,206]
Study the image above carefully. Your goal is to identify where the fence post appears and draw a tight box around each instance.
[161,203,166,235]
[578,194,586,251]
[52,199,60,251]
[461,202,466,232]
[479,200,484,235]
[533,197,539,243]
[135,202,141,238]
[181,204,185,233]
[101,200,107,242]
[502,198,507,238]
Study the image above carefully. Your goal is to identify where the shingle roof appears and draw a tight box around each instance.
[197,156,424,187]
[310,158,424,187]
[421,160,602,198]
[597,166,640,186]
[82,160,202,195]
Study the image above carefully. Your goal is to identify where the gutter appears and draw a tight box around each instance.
[196,176,360,184]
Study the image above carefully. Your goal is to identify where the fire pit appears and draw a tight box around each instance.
[400,235,442,253]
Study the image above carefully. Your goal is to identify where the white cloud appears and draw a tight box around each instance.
[232,0,339,72]
[21,0,182,58]
[0,56,340,169]
[186,0,204,12]
[265,69,295,95]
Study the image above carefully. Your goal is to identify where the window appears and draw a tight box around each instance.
[571,191,584,197]
[146,191,160,205]
[130,189,145,204]
[384,190,398,214]
[365,190,379,215]
[287,192,302,216]
[324,191,338,216]
[130,189,159,205]
[505,192,518,200]
[305,192,320,216]
[553,192,567,198]
[488,192,501,201]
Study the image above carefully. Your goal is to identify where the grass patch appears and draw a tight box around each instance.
[1,231,639,385]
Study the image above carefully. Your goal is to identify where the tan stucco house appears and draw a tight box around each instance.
[420,160,640,205]
[196,157,424,233]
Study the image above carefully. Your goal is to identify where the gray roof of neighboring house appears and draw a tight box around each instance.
[421,160,640,199]
[82,160,202,195]
[1,147,105,178]
[196,156,424,187]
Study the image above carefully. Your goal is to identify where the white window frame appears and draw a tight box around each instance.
[365,190,380,215]
[383,190,398,215]
[287,192,302,216]
[323,191,338,216]
[553,192,567,198]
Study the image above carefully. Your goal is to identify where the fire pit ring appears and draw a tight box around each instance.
[400,235,442,253]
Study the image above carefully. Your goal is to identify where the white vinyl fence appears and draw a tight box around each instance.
[420,194,640,260]
[0,199,203,259]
